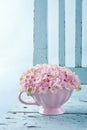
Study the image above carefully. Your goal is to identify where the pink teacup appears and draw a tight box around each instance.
[18,88,73,115]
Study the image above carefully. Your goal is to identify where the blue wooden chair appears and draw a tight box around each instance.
[33,0,87,85]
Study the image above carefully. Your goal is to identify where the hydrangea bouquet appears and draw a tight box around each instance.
[20,64,81,96]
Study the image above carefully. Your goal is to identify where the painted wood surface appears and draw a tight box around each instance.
[59,0,65,66]
[70,0,87,84]
[69,67,87,84]
[75,0,82,67]
[33,0,87,84]
[33,0,48,65]
[0,85,87,130]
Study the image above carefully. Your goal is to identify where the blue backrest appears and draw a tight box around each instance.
[33,0,87,84]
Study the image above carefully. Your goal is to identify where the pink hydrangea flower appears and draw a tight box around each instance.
[20,64,81,95]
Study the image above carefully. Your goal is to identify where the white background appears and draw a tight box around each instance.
[0,0,34,116]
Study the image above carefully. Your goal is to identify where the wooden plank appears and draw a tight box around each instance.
[69,67,87,84]
[75,0,82,67]
[0,113,86,130]
[33,0,48,65]
[33,48,48,65]
[59,0,65,66]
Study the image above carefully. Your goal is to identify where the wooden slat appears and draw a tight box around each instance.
[33,0,48,65]
[59,0,65,66]
[69,67,87,84]
[75,0,82,67]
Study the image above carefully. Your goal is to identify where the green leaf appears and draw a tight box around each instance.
[76,86,82,91]
[20,76,23,81]
[55,85,59,88]
[27,88,32,96]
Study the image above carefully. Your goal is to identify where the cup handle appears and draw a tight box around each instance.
[18,91,39,105]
